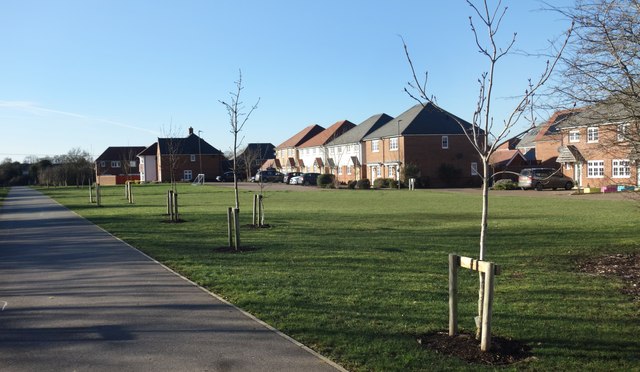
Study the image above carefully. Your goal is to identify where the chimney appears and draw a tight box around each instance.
[188,127,194,135]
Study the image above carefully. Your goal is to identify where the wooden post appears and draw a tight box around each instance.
[167,190,172,217]
[480,263,495,352]
[227,207,233,248]
[96,184,101,207]
[173,191,179,221]
[252,194,258,226]
[259,195,265,226]
[89,183,94,203]
[233,207,240,250]
[449,254,459,336]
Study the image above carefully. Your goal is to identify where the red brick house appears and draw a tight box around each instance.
[274,124,325,173]
[362,103,483,187]
[555,104,639,188]
[297,120,356,174]
[95,146,145,185]
[488,139,528,181]
[138,127,224,183]
[515,109,578,167]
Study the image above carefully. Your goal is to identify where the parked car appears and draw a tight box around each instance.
[518,168,574,191]
[284,172,303,184]
[253,169,284,183]
[216,171,236,182]
[290,172,320,186]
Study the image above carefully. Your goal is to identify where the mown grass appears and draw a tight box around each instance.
[40,184,640,371]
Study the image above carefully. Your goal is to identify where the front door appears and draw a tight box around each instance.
[573,163,582,187]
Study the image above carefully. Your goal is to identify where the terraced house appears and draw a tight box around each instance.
[296,120,355,174]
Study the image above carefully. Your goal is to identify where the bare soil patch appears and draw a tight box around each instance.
[577,253,640,302]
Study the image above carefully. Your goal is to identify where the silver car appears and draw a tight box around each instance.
[518,168,574,191]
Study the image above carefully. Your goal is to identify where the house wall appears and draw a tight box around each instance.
[139,155,157,182]
[95,159,141,177]
[560,124,637,188]
[325,142,362,183]
[275,147,299,173]
[364,135,481,187]
[535,140,562,166]
[158,154,223,182]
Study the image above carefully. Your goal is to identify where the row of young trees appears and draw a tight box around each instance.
[0,148,93,187]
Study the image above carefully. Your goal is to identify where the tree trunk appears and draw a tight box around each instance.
[476,159,490,339]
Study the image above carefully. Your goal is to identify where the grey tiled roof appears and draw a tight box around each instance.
[326,113,394,146]
[156,134,223,155]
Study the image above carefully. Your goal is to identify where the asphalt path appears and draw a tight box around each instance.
[0,187,344,372]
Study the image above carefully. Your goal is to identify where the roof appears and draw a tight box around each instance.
[534,109,579,141]
[488,149,526,167]
[516,126,541,149]
[326,113,394,146]
[156,133,223,155]
[237,143,275,159]
[363,103,477,139]
[556,145,585,163]
[277,124,325,149]
[557,99,640,129]
[138,143,157,156]
[96,146,146,161]
[298,120,356,148]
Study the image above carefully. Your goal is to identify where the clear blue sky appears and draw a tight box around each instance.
[0,0,572,162]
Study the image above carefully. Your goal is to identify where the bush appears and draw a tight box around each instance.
[317,174,335,188]
[492,179,518,190]
[356,179,371,189]
[373,178,398,189]
[347,180,357,189]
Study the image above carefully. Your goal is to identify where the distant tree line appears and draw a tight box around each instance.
[0,148,93,187]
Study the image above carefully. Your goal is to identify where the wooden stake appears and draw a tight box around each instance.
[227,207,233,248]
[449,254,459,336]
[233,207,240,250]
[480,263,495,352]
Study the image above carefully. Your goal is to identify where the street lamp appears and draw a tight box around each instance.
[197,130,203,178]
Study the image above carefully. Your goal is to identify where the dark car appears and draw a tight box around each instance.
[254,169,284,183]
[284,172,303,184]
[291,172,320,186]
[517,168,574,191]
[216,171,245,182]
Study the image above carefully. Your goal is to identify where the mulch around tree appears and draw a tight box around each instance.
[417,331,532,365]
[577,253,640,302]
[213,246,260,253]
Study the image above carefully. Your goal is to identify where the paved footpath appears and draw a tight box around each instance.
[0,187,345,372]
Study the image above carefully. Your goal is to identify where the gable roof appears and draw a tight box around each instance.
[156,133,223,156]
[534,109,579,141]
[488,149,526,167]
[363,103,477,139]
[96,146,146,161]
[238,143,275,159]
[298,120,356,148]
[277,124,325,149]
[557,100,639,129]
[138,142,157,156]
[327,113,394,146]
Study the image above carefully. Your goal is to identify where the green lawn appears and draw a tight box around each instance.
[39,184,639,371]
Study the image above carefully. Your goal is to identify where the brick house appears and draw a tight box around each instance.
[362,103,483,187]
[488,139,528,182]
[234,143,275,179]
[516,109,578,167]
[297,120,356,175]
[138,127,224,183]
[555,104,639,188]
[274,124,325,173]
[95,146,145,185]
[325,113,393,183]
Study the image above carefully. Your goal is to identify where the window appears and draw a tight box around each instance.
[347,165,352,175]
[569,130,580,143]
[372,140,380,152]
[129,160,136,168]
[183,170,193,180]
[338,166,343,175]
[587,127,599,143]
[389,166,396,178]
[390,137,398,151]
[587,160,605,178]
[329,147,334,155]
[618,124,629,142]
[190,154,196,162]
[111,161,121,168]
[612,159,630,178]
[442,136,449,149]
[100,161,106,167]
[471,162,479,176]
[376,167,381,177]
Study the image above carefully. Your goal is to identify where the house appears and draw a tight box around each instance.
[138,127,224,183]
[488,139,528,181]
[274,124,325,173]
[234,143,275,179]
[325,113,393,183]
[95,146,146,185]
[555,103,639,188]
[362,103,483,187]
[516,109,578,167]
[297,120,356,174]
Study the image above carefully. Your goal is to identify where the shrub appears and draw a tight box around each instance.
[373,178,398,189]
[317,174,335,188]
[492,179,518,190]
[347,180,357,189]
[356,178,371,189]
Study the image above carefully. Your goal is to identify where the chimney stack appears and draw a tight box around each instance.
[188,127,194,135]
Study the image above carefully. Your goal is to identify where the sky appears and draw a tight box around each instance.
[0,0,573,163]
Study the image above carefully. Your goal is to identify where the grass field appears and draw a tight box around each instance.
[38,184,639,371]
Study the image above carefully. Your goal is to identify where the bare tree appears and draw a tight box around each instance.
[220,70,260,210]
[161,121,183,194]
[403,0,572,340]
[552,0,640,155]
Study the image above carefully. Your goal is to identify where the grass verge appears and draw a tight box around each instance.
[39,184,640,371]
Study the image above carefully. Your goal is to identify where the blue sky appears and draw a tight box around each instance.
[0,0,572,162]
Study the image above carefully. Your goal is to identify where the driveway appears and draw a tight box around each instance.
[0,187,344,372]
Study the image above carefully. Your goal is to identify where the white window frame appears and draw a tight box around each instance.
[471,162,479,176]
[617,124,629,142]
[338,166,343,175]
[587,127,599,143]
[190,154,196,162]
[183,169,193,181]
[612,159,630,178]
[347,165,352,175]
[569,130,580,143]
[129,160,137,168]
[100,161,106,167]
[389,165,396,178]
[111,161,121,168]
[587,160,605,178]
[442,136,449,149]
[372,140,380,152]
[390,137,398,151]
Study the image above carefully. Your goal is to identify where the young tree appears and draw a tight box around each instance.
[220,70,260,210]
[403,0,572,340]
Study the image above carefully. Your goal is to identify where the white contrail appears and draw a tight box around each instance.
[0,100,161,136]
